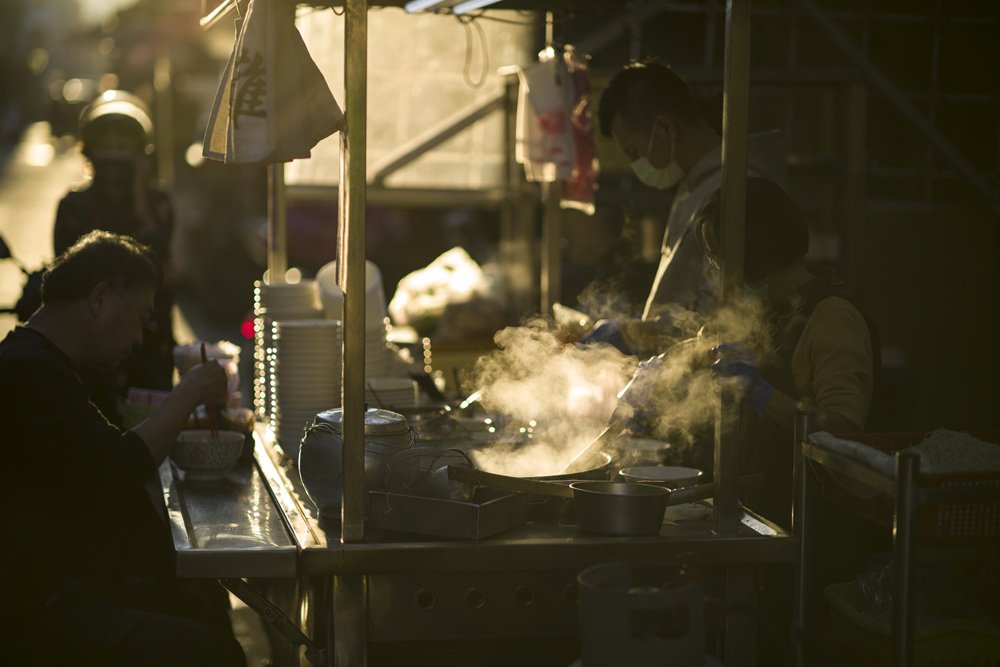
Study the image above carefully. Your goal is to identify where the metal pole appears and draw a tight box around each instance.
[500,74,520,324]
[339,0,368,545]
[153,53,174,187]
[267,164,287,282]
[541,181,562,315]
[264,0,295,286]
[333,574,367,667]
[714,0,750,535]
[792,410,815,667]
[334,0,368,659]
[892,451,920,667]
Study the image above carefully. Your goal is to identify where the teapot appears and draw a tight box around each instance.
[298,407,413,520]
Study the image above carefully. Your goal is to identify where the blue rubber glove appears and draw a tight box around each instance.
[581,319,634,355]
[613,354,666,434]
[711,342,773,415]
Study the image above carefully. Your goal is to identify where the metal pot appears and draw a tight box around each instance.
[298,408,413,519]
[569,481,669,536]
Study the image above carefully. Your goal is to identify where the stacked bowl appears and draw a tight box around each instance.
[270,319,342,461]
[364,376,419,411]
[316,260,390,378]
[252,279,322,420]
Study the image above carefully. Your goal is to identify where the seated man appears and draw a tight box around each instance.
[695,177,878,523]
[0,231,244,666]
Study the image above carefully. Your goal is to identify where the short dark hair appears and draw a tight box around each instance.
[598,59,705,137]
[41,231,160,303]
[693,178,809,284]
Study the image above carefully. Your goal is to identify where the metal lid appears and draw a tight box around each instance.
[314,408,409,436]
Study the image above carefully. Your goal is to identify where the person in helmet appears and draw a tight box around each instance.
[53,90,177,425]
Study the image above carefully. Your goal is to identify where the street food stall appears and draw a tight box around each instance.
[174,1,798,665]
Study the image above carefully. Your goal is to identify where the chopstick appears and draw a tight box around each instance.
[200,342,219,440]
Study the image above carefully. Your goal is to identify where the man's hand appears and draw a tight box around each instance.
[176,359,229,409]
[581,317,679,357]
[581,319,632,354]
[612,354,666,434]
[711,342,773,415]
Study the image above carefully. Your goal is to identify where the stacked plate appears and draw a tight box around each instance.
[252,279,323,420]
[270,319,342,461]
[364,376,418,411]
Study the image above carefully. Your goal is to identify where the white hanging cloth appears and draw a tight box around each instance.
[515,46,599,214]
[515,47,575,183]
[203,0,344,164]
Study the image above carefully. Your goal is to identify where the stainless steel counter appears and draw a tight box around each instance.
[159,446,297,579]
[160,426,798,666]
[257,427,796,666]
[253,430,796,575]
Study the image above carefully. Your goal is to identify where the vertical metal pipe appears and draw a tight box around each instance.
[333,574,367,667]
[792,409,814,667]
[892,451,920,667]
[339,0,367,547]
[333,1,369,665]
[265,0,294,286]
[153,53,174,187]
[723,565,756,667]
[714,0,751,535]
[500,74,519,323]
[541,181,562,315]
[268,164,287,282]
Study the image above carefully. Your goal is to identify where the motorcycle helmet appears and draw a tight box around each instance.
[79,89,154,157]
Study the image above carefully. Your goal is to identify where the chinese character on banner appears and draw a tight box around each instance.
[203,0,344,165]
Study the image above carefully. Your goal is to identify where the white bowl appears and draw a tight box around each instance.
[618,465,704,488]
[172,430,245,481]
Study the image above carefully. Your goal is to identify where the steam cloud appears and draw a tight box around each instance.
[467,318,636,477]
[465,298,771,477]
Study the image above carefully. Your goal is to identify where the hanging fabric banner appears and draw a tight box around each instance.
[203,0,344,165]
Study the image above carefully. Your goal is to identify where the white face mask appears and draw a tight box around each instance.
[630,125,684,190]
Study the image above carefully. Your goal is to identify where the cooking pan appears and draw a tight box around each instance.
[460,445,611,521]
[447,467,763,534]
[446,466,668,536]
[446,467,762,536]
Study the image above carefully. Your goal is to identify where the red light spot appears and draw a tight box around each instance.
[240,320,255,339]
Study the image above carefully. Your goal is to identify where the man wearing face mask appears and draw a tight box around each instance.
[586,60,786,352]
[52,90,177,424]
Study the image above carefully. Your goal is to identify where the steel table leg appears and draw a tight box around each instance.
[792,411,814,666]
[333,575,368,667]
[893,452,920,667]
[723,564,757,667]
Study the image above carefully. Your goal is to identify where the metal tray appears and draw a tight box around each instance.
[366,488,528,540]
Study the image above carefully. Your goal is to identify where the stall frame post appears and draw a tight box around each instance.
[714,0,750,535]
[267,164,287,282]
[892,451,920,667]
[792,410,815,666]
[334,0,369,664]
[540,181,562,315]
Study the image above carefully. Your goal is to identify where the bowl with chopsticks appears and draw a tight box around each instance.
[171,429,245,482]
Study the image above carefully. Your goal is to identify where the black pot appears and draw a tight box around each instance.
[570,481,670,536]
